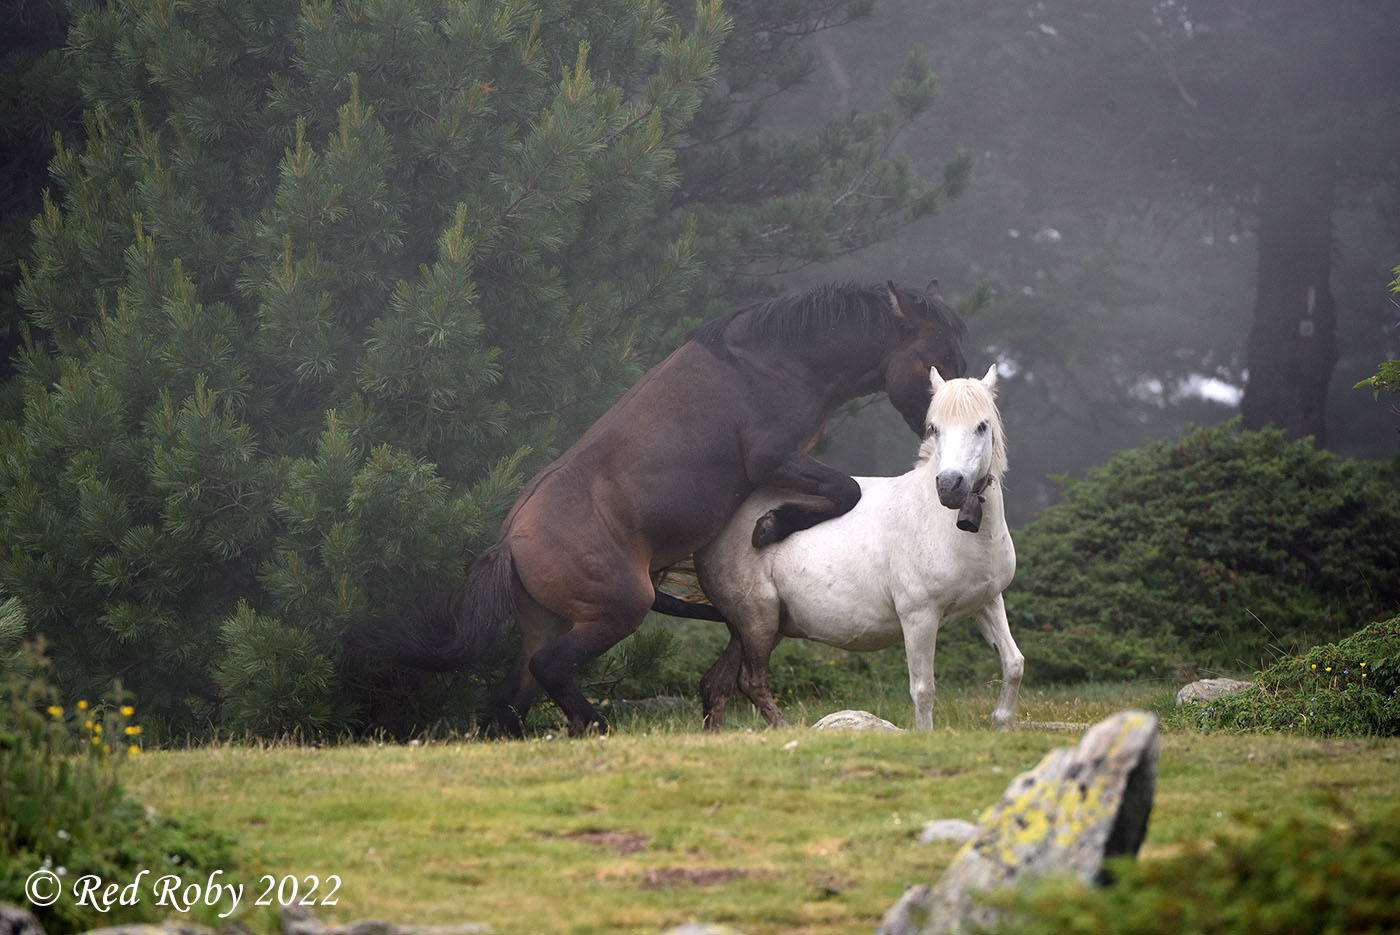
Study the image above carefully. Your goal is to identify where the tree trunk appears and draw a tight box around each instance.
[1239,159,1338,444]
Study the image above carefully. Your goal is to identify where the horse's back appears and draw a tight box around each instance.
[503,341,808,609]
[696,473,1016,648]
[695,477,909,648]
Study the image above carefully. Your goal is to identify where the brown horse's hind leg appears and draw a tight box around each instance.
[699,628,743,730]
[737,625,789,728]
[527,576,654,737]
[494,592,569,737]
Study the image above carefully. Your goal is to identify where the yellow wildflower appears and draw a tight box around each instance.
[124,725,142,737]
[46,705,63,718]
[128,745,141,756]
[92,723,102,735]
[77,700,89,711]
[84,720,94,730]
[120,705,135,717]
[91,736,101,746]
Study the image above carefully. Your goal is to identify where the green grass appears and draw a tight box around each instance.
[120,683,1400,935]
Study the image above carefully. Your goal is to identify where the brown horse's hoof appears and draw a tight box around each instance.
[569,716,609,738]
[752,511,781,548]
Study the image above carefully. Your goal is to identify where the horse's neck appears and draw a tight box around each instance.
[978,478,1008,530]
[791,337,892,400]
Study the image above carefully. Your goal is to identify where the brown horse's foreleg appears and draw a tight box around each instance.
[749,451,862,547]
[699,628,743,730]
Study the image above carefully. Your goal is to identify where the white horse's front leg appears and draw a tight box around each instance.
[974,594,1023,730]
[899,607,943,731]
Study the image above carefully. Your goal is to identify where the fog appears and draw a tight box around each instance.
[766,0,1400,525]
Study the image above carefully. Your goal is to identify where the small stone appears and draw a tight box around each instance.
[281,906,491,935]
[918,820,979,844]
[0,904,45,935]
[1175,678,1253,706]
[811,710,903,731]
[84,925,215,935]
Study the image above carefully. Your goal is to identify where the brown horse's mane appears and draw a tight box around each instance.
[687,282,963,358]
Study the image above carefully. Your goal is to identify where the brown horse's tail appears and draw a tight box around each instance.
[367,542,518,672]
[451,541,518,662]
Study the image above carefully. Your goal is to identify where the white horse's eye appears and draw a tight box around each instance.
[927,425,940,439]
[976,421,988,434]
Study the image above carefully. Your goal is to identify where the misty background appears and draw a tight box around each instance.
[2,0,1398,737]
[775,0,1400,526]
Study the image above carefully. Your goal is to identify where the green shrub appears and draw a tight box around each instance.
[1174,614,1400,736]
[1007,422,1400,682]
[991,807,1400,935]
[0,646,238,934]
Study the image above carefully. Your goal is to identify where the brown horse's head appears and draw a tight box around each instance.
[883,281,968,435]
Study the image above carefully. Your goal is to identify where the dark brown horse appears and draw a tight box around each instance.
[425,281,965,735]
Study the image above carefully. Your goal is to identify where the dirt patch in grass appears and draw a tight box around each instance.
[561,828,651,855]
[640,867,748,889]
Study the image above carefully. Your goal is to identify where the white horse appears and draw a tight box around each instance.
[692,365,1023,731]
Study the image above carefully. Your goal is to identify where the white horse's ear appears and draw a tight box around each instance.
[981,363,998,391]
[929,366,946,394]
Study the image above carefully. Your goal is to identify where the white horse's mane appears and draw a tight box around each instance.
[914,377,1008,481]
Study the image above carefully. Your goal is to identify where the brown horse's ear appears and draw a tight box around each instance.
[887,281,910,319]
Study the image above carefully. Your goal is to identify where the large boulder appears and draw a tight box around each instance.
[879,709,1160,935]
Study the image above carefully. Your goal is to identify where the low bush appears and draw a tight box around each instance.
[1006,422,1400,683]
[0,646,238,933]
[993,807,1400,935]
[1175,613,1399,736]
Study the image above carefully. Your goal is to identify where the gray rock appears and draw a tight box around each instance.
[918,820,979,845]
[0,904,45,935]
[811,710,903,732]
[878,709,1160,935]
[84,926,215,935]
[1175,678,1253,706]
[280,906,491,935]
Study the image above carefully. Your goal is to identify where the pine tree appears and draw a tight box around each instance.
[2,0,966,736]
[3,0,728,734]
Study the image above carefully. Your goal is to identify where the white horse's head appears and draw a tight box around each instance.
[917,364,1006,511]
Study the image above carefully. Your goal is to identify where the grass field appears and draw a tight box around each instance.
[118,682,1400,935]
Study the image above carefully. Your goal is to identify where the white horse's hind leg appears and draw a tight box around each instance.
[974,594,1023,729]
[899,608,942,731]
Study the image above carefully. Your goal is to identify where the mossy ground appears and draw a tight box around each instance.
[121,683,1400,935]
